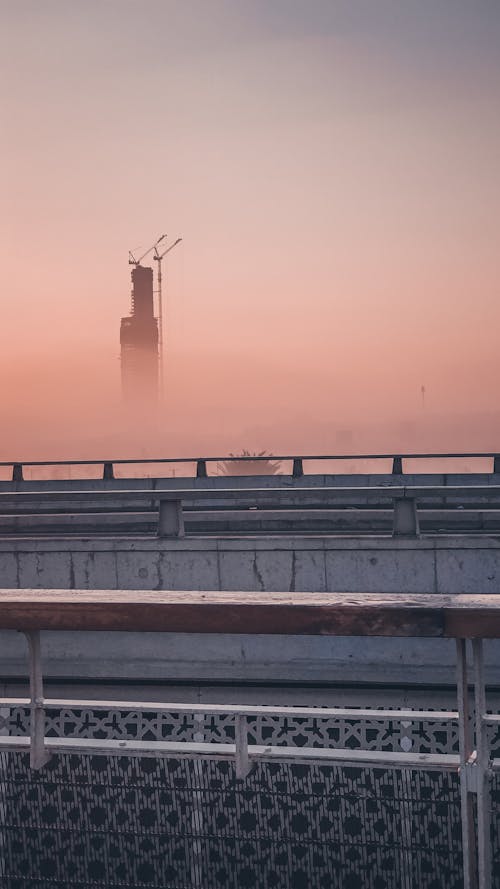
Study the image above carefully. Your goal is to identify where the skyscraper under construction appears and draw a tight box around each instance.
[120,265,159,404]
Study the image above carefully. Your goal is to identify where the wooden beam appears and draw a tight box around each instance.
[0,590,499,637]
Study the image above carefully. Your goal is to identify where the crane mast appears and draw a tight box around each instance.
[154,236,182,402]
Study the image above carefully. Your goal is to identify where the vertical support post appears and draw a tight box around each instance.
[493,456,500,475]
[472,638,492,889]
[235,714,251,779]
[392,498,419,538]
[158,499,185,538]
[12,464,23,483]
[456,639,477,889]
[392,456,403,475]
[292,458,304,479]
[191,714,205,888]
[398,768,414,889]
[196,460,207,479]
[103,462,114,480]
[24,631,50,770]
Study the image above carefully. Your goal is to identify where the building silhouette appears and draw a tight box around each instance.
[120,265,159,404]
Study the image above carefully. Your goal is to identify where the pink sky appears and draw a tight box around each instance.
[2,1,500,459]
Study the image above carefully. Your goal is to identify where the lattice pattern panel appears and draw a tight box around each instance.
[0,752,477,888]
[493,780,500,883]
[4,706,463,755]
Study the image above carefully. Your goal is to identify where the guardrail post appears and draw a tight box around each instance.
[235,714,251,779]
[472,638,492,889]
[103,462,114,480]
[493,456,500,474]
[196,460,207,479]
[456,639,478,889]
[392,498,419,537]
[292,458,304,479]
[158,499,185,538]
[24,631,50,770]
[392,456,403,475]
[12,463,23,482]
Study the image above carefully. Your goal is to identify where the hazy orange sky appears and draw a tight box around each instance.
[2,1,500,459]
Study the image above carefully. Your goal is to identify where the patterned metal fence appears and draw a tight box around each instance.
[0,704,498,887]
[0,752,474,889]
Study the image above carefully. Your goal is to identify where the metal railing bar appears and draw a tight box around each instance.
[33,699,460,721]
[0,737,29,750]
[0,698,29,707]
[0,821,465,850]
[25,631,50,770]
[235,714,250,778]
[456,639,477,889]
[0,734,462,770]
[472,638,492,889]
[1,451,499,469]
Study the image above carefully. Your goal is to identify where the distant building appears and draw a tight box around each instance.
[120,265,158,404]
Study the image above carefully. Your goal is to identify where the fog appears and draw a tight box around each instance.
[3,1,500,465]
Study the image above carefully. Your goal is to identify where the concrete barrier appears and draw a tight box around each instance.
[3,482,500,537]
[1,507,500,535]
[1,472,498,495]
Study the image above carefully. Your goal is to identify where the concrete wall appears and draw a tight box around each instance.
[1,534,500,593]
[0,534,499,685]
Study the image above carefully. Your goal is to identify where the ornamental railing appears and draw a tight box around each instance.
[0,590,497,887]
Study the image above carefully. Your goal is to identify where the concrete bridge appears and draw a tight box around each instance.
[0,453,499,888]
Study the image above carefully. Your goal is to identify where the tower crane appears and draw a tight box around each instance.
[153,236,182,401]
[128,233,167,267]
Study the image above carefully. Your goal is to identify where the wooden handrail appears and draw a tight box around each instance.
[0,590,499,637]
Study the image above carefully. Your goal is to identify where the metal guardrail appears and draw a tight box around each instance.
[3,451,500,481]
[0,590,497,888]
[3,484,500,537]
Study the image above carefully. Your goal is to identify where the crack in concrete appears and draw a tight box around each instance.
[69,553,75,590]
[289,550,297,592]
[35,554,42,588]
[84,553,93,589]
[155,552,164,590]
[253,553,265,591]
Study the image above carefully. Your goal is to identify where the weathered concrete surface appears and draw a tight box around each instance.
[0,625,470,683]
[0,678,487,711]
[0,534,498,594]
[2,508,500,535]
[0,621,497,685]
[0,535,498,685]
